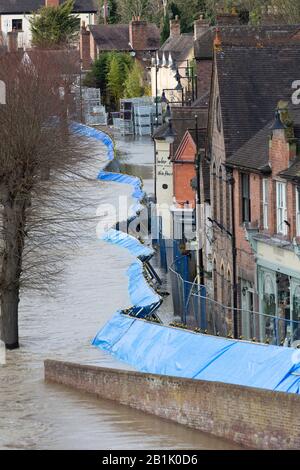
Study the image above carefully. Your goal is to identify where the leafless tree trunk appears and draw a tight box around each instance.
[0,50,86,349]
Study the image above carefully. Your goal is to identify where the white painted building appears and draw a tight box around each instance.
[0,0,98,49]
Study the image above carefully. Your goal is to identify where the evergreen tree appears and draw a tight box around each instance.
[107,53,125,108]
[30,0,79,48]
[124,61,145,98]
[160,2,181,44]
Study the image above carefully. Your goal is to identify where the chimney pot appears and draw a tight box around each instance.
[194,15,210,40]
[45,0,60,7]
[170,16,181,38]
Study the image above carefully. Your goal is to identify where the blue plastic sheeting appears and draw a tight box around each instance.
[97,170,145,201]
[93,312,300,394]
[100,228,154,261]
[127,261,161,308]
[70,122,114,160]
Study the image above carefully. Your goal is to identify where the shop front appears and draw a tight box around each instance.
[256,241,300,346]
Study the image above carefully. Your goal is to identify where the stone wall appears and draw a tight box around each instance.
[44,360,300,450]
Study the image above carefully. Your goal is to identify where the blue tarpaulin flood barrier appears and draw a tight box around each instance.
[93,312,300,394]
[71,122,161,319]
[100,229,154,261]
[71,122,300,395]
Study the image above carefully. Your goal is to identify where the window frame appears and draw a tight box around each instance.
[296,186,300,237]
[12,18,23,31]
[276,181,287,235]
[262,178,269,230]
[241,173,251,224]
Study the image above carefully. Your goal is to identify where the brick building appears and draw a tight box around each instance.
[80,18,160,71]
[228,105,300,345]
[206,38,300,337]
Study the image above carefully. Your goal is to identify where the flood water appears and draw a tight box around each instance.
[0,134,241,450]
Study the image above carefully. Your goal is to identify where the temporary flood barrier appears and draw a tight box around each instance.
[93,311,300,394]
[70,121,162,321]
[71,122,300,395]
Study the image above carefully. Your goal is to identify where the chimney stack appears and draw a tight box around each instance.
[80,22,91,70]
[170,15,181,38]
[216,9,240,26]
[194,14,210,40]
[261,5,280,25]
[45,0,60,7]
[7,29,18,53]
[129,17,148,51]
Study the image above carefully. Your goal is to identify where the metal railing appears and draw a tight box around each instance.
[169,264,300,347]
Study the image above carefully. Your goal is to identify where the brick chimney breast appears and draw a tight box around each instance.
[170,15,181,38]
[194,15,210,40]
[80,22,91,70]
[45,0,60,7]
[129,19,148,51]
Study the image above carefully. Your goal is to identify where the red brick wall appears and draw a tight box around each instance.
[80,26,91,71]
[45,360,300,450]
[129,21,149,51]
[267,129,297,239]
[233,169,259,287]
[45,0,59,6]
[173,163,196,207]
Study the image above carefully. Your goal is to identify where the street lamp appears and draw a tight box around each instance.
[164,120,176,144]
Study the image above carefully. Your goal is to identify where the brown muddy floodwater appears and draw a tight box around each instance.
[0,135,242,450]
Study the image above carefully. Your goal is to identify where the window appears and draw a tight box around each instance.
[12,19,23,31]
[212,163,217,219]
[241,173,251,223]
[219,167,223,225]
[276,181,287,235]
[296,187,300,236]
[262,179,269,229]
[216,96,222,133]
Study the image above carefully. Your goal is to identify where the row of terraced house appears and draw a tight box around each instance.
[152,12,300,347]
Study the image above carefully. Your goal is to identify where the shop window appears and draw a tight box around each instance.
[296,187,300,236]
[241,173,251,223]
[262,273,276,343]
[292,285,300,342]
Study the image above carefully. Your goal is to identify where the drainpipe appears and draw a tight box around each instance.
[195,115,205,287]
[230,172,238,338]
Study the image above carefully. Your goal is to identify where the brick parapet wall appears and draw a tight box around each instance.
[45,360,300,450]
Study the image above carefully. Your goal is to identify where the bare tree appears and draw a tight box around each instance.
[0,50,89,349]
